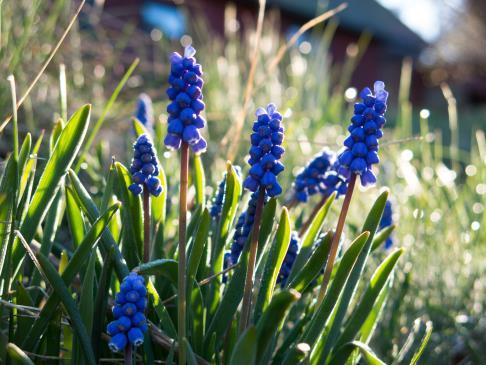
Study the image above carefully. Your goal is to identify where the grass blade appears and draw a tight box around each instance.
[36,252,96,365]
[11,104,91,276]
[229,326,257,365]
[253,207,291,322]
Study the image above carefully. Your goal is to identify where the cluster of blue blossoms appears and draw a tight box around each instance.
[321,161,349,197]
[243,103,285,197]
[277,232,300,287]
[135,93,154,130]
[230,192,268,264]
[164,46,207,153]
[338,81,388,186]
[128,134,163,196]
[107,273,148,352]
[210,167,241,219]
[293,149,335,202]
[379,200,394,249]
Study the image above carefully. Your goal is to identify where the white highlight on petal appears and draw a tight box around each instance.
[266,103,277,115]
[374,80,385,92]
[255,107,266,116]
[184,45,196,58]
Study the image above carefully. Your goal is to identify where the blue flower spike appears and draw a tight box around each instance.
[293,149,335,203]
[135,93,154,130]
[107,272,148,352]
[338,81,388,186]
[128,134,163,197]
[277,232,301,287]
[243,103,285,197]
[379,199,394,249]
[230,192,269,264]
[164,45,207,153]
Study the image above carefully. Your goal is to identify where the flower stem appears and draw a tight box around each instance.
[316,174,357,306]
[143,187,151,263]
[239,188,265,334]
[124,345,132,365]
[178,142,189,365]
[299,194,328,236]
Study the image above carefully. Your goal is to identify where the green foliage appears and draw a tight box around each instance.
[2,2,483,364]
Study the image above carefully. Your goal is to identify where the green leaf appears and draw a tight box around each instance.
[115,161,143,268]
[302,231,370,345]
[311,191,389,364]
[136,259,178,285]
[67,169,130,280]
[65,186,85,248]
[92,248,114,360]
[288,231,332,292]
[334,248,404,353]
[328,341,388,365]
[49,118,63,153]
[254,208,291,322]
[6,343,35,365]
[280,343,311,365]
[187,208,210,279]
[22,203,120,351]
[11,104,91,276]
[229,326,257,365]
[0,156,17,294]
[74,251,96,364]
[256,289,301,362]
[183,338,198,365]
[36,252,96,365]
[147,279,178,339]
[288,192,336,283]
[394,319,433,365]
[17,132,31,193]
[194,154,206,209]
[204,249,248,352]
[256,198,277,259]
[371,225,396,252]
[19,130,43,199]
[213,163,242,274]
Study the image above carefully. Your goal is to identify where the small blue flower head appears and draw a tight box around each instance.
[321,161,349,198]
[293,149,335,202]
[277,232,300,287]
[210,167,242,219]
[107,273,148,352]
[135,93,154,129]
[222,251,233,283]
[338,81,388,186]
[243,104,285,197]
[128,134,163,197]
[230,192,268,263]
[164,45,207,153]
[379,200,393,249]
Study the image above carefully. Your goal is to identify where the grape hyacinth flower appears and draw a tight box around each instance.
[379,200,393,249]
[321,161,349,198]
[293,149,335,203]
[230,192,268,264]
[243,103,285,198]
[128,134,163,197]
[277,232,300,287]
[135,93,154,130]
[164,45,207,153]
[107,273,148,352]
[338,81,388,186]
[317,81,389,306]
[222,251,233,283]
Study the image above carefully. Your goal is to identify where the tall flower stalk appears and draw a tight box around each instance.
[239,103,285,332]
[164,45,207,365]
[317,81,389,305]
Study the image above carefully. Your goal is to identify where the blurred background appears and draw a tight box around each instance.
[0,0,485,363]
